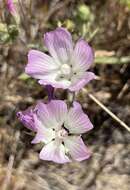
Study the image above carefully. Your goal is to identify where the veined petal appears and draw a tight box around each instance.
[73,39,94,71]
[47,100,67,126]
[64,102,93,134]
[35,100,67,130]
[69,71,96,92]
[25,50,58,79]
[31,114,55,144]
[44,27,73,64]
[31,129,55,144]
[39,78,71,89]
[39,140,70,163]
[34,102,58,129]
[64,136,91,161]
[37,72,58,83]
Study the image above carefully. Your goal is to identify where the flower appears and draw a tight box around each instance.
[6,0,20,24]
[25,27,96,92]
[19,100,93,163]
[17,107,37,132]
[6,0,17,16]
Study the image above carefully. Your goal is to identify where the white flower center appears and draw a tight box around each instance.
[60,64,71,76]
[57,128,68,139]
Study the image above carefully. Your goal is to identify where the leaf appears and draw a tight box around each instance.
[95,56,130,64]
[18,73,30,81]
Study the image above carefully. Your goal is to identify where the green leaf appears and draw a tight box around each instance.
[18,73,30,81]
[95,56,130,64]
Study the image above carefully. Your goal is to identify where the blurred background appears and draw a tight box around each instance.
[0,0,130,189]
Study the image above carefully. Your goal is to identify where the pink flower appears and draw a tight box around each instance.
[25,27,96,92]
[6,0,17,16]
[19,100,93,163]
[6,0,20,24]
[17,107,37,132]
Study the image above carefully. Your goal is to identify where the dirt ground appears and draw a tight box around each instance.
[0,0,130,190]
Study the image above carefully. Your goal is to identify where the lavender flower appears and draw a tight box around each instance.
[18,100,93,163]
[25,27,96,92]
[6,0,20,24]
[17,107,37,132]
[6,0,17,17]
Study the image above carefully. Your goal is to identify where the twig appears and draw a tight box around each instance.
[82,88,130,132]
[2,155,15,190]
[88,28,99,42]
[18,0,30,39]
[43,0,72,25]
[117,80,129,100]
[2,132,20,190]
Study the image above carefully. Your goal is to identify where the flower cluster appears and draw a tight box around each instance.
[17,27,95,163]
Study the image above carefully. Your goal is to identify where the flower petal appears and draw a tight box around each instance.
[25,50,58,79]
[31,114,55,144]
[73,39,94,71]
[34,102,58,129]
[69,71,96,91]
[64,136,91,161]
[39,76,71,89]
[65,101,93,134]
[47,100,67,127]
[35,100,67,130]
[39,140,70,163]
[17,108,37,132]
[44,27,73,64]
